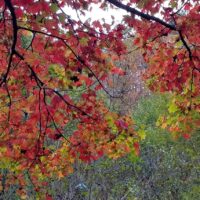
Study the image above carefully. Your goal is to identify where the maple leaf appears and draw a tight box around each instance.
[111,67,125,75]
[133,142,140,156]
[182,133,191,140]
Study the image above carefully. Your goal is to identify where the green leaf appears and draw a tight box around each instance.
[58,13,66,23]
[138,129,146,140]
[168,102,178,113]
[176,40,183,48]
[50,3,59,13]
[80,37,89,46]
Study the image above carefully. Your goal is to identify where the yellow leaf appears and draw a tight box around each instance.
[138,129,146,140]
[161,122,167,129]
[58,171,64,179]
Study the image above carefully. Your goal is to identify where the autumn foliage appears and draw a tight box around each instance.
[0,0,200,197]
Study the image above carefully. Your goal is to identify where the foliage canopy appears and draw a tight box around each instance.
[0,0,200,198]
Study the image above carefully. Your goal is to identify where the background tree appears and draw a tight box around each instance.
[106,38,149,115]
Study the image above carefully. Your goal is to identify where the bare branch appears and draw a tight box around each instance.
[106,0,176,30]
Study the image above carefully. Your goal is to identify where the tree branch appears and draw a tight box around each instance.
[178,31,192,60]
[107,0,194,64]
[106,0,176,30]
[18,26,119,98]
[1,0,19,86]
